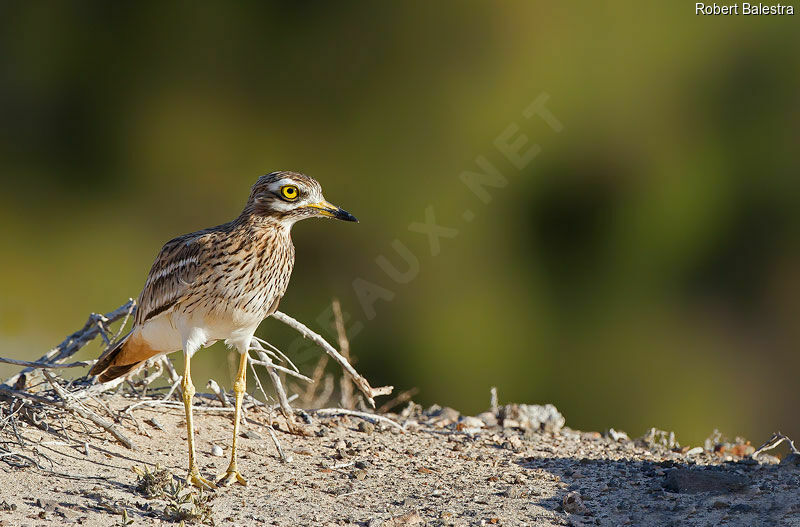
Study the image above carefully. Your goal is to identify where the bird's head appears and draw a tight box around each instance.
[244,171,358,225]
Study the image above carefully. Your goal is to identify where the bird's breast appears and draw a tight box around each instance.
[181,230,295,326]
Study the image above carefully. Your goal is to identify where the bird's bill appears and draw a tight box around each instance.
[306,201,358,222]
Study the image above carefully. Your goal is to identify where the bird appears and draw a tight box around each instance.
[89,171,357,489]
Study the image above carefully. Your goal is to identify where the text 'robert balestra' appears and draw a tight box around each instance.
[696,3,795,15]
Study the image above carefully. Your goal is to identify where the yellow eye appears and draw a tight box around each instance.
[280,185,299,200]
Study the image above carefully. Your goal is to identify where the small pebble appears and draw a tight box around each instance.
[477,412,498,427]
[460,416,485,429]
[242,430,262,440]
[563,491,587,515]
[358,421,375,435]
[501,486,524,498]
[211,445,224,457]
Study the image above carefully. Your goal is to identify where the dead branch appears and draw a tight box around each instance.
[251,336,300,372]
[0,380,134,450]
[266,424,293,462]
[264,361,297,432]
[207,379,231,407]
[160,356,180,383]
[0,357,95,370]
[271,311,392,407]
[42,371,135,450]
[4,299,136,387]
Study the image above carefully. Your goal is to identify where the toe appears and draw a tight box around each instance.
[217,470,248,487]
[188,472,217,490]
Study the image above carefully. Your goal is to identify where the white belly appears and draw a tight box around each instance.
[138,307,262,357]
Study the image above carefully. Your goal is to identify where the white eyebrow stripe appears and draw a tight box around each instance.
[145,256,198,287]
[274,178,296,188]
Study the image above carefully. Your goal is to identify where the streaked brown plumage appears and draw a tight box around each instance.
[90,171,357,488]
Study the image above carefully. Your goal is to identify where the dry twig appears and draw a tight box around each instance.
[0,357,95,370]
[311,374,335,409]
[377,387,420,414]
[312,408,404,432]
[271,311,392,407]
[301,354,329,406]
[207,379,231,407]
[248,357,312,383]
[752,432,800,460]
[0,378,134,450]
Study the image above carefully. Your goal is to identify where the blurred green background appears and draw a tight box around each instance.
[1,2,798,446]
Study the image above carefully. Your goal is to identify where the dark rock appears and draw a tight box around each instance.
[730,503,754,513]
[423,404,443,416]
[357,421,375,435]
[295,410,313,424]
[36,499,60,512]
[563,491,587,515]
[781,452,800,467]
[500,486,524,498]
[663,469,749,494]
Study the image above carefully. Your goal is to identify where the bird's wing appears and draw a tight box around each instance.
[134,231,214,325]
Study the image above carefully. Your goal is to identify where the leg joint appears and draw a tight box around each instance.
[183,380,196,399]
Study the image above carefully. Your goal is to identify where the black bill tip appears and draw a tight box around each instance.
[334,207,358,222]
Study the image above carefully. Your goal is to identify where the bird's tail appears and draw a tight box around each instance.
[89,331,155,383]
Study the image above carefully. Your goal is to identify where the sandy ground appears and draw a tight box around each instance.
[0,394,798,527]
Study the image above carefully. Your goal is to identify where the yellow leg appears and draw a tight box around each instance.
[218,352,248,486]
[182,353,215,490]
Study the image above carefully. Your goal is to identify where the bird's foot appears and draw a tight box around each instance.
[187,468,217,490]
[217,468,248,487]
